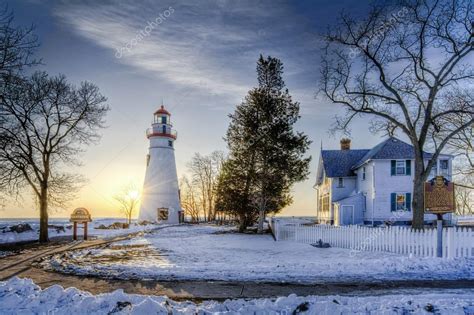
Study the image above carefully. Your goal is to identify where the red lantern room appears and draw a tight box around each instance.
[153,105,171,124]
[146,105,177,140]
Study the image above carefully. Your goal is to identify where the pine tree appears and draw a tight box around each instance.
[216,55,311,233]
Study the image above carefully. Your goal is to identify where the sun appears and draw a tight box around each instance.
[127,190,139,200]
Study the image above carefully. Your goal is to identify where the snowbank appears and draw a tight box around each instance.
[0,219,159,244]
[40,225,474,283]
[0,251,12,258]
[0,277,473,314]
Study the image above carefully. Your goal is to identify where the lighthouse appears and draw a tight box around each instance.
[139,105,182,223]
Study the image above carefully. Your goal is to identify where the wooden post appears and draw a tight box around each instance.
[84,222,88,240]
[73,222,77,240]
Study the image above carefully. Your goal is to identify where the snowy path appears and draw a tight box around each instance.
[0,225,175,281]
[0,237,132,281]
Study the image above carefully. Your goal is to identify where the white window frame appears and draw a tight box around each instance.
[395,193,408,211]
[395,160,406,175]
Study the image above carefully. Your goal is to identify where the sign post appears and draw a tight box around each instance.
[424,176,455,258]
[436,213,443,258]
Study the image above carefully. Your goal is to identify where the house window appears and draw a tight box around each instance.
[391,192,411,211]
[391,160,411,176]
[319,193,330,213]
[337,177,344,188]
[396,161,405,175]
[396,194,406,210]
[440,159,449,176]
[362,167,366,180]
[440,160,448,169]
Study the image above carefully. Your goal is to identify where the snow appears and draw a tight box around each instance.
[40,224,474,283]
[0,277,473,314]
[454,215,474,226]
[0,218,160,245]
[0,251,12,258]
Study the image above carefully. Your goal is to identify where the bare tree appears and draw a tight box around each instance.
[448,119,473,216]
[114,183,140,225]
[446,117,473,177]
[187,151,224,222]
[0,72,109,242]
[320,0,474,228]
[0,7,39,84]
[455,175,473,215]
[179,175,200,223]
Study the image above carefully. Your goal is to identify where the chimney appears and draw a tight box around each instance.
[340,138,351,150]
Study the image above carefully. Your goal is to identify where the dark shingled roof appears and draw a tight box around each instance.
[321,149,369,177]
[352,137,433,169]
[320,137,437,178]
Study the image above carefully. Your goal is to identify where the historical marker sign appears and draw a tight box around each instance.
[424,176,455,214]
[70,207,92,223]
[70,207,92,240]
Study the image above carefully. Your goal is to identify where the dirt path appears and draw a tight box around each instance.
[2,262,474,301]
[1,228,473,301]
[0,236,137,281]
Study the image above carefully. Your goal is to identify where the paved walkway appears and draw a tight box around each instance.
[1,229,473,301]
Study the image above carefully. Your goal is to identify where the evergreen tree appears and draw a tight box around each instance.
[216,55,311,233]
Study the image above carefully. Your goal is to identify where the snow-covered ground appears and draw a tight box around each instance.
[0,277,473,314]
[0,218,160,245]
[40,224,474,283]
[0,251,12,258]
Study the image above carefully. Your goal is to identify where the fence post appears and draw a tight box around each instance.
[447,227,455,259]
[294,223,298,242]
[274,219,279,241]
[434,214,443,258]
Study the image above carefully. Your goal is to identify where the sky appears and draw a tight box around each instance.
[2,0,387,219]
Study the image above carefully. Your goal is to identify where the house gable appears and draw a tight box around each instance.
[320,149,369,178]
[352,137,436,169]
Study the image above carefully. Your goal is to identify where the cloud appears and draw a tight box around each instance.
[52,0,318,101]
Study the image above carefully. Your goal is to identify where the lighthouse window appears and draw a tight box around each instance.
[162,125,166,133]
[162,116,167,124]
[168,140,173,147]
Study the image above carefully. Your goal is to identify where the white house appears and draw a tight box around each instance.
[314,137,453,226]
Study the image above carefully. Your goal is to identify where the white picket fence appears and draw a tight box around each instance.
[270,219,474,259]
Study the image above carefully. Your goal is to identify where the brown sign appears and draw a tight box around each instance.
[424,176,455,214]
[70,207,92,223]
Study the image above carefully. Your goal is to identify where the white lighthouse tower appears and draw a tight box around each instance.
[139,105,182,224]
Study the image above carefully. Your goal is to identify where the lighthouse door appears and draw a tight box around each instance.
[157,208,169,221]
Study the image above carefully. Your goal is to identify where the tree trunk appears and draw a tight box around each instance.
[412,159,425,229]
[257,209,265,234]
[238,213,247,233]
[39,186,49,243]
